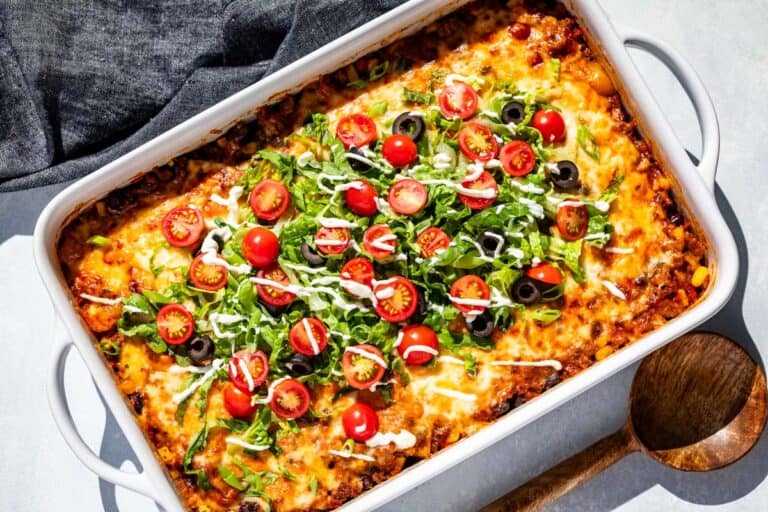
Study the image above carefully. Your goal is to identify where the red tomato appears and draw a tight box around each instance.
[500,140,537,176]
[314,227,350,255]
[526,262,563,286]
[242,227,280,268]
[341,257,375,291]
[374,276,418,323]
[416,227,451,258]
[269,379,311,420]
[388,179,427,215]
[382,135,418,167]
[458,170,498,210]
[336,114,378,149]
[341,344,386,390]
[509,22,531,40]
[228,350,270,392]
[458,123,499,162]
[223,383,258,419]
[250,179,290,222]
[188,253,228,291]
[342,402,380,442]
[344,179,379,217]
[438,81,478,120]
[450,275,491,314]
[397,324,439,365]
[531,109,566,143]
[256,264,295,307]
[162,206,204,248]
[289,318,329,356]
[556,200,589,240]
[156,304,195,345]
[363,224,397,260]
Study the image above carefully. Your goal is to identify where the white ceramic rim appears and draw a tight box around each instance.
[33,1,739,510]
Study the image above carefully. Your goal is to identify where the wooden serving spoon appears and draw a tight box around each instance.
[480,332,767,512]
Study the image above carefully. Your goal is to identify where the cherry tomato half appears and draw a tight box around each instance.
[458,123,499,162]
[363,224,397,260]
[342,344,386,390]
[341,257,375,291]
[382,135,418,167]
[289,318,329,356]
[416,227,451,258]
[250,179,290,222]
[500,140,536,177]
[156,304,195,345]
[162,206,204,248]
[388,179,427,215]
[344,179,379,217]
[556,199,589,241]
[526,262,563,286]
[228,350,270,392]
[314,227,350,255]
[256,264,295,307]
[342,402,380,442]
[439,81,478,120]
[188,253,228,291]
[223,383,258,419]
[397,324,439,365]
[374,276,418,323]
[336,114,378,149]
[242,227,280,268]
[270,379,311,420]
[450,275,491,314]
[531,109,566,144]
[458,170,498,210]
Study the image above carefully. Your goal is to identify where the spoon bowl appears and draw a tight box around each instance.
[480,332,767,512]
[630,331,766,470]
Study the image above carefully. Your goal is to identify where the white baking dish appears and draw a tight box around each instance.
[34,1,739,510]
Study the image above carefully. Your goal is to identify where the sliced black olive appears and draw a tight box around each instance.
[286,353,314,376]
[551,160,580,189]
[301,242,325,267]
[262,302,286,318]
[392,112,426,141]
[468,310,494,338]
[155,167,176,183]
[347,147,372,171]
[476,228,506,257]
[407,287,428,324]
[501,101,526,124]
[187,335,215,365]
[536,216,554,233]
[210,232,226,252]
[511,276,542,305]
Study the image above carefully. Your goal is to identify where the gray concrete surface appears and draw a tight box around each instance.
[1,1,766,510]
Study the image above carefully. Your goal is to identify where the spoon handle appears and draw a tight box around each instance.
[479,423,638,512]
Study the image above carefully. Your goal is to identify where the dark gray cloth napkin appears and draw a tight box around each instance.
[0,0,404,192]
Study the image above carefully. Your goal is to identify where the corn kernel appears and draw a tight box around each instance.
[596,337,609,348]
[158,446,174,464]
[673,226,684,240]
[691,266,709,287]
[595,346,614,361]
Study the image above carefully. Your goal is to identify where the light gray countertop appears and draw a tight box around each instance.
[1,1,767,510]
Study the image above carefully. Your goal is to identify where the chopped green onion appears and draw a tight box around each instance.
[550,58,561,82]
[368,100,388,117]
[402,87,435,105]
[86,235,111,247]
[577,123,600,161]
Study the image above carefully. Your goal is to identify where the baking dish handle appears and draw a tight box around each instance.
[617,26,720,194]
[47,319,160,502]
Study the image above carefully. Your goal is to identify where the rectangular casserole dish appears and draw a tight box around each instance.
[34,1,738,510]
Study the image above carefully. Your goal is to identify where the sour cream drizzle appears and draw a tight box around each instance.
[317,217,359,229]
[302,318,321,355]
[80,293,121,305]
[328,450,375,462]
[365,430,417,450]
[402,345,439,360]
[344,346,387,369]
[208,313,245,339]
[252,377,291,405]
[225,437,270,451]
[210,186,244,225]
[172,359,224,403]
[432,386,477,402]
[601,280,627,300]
